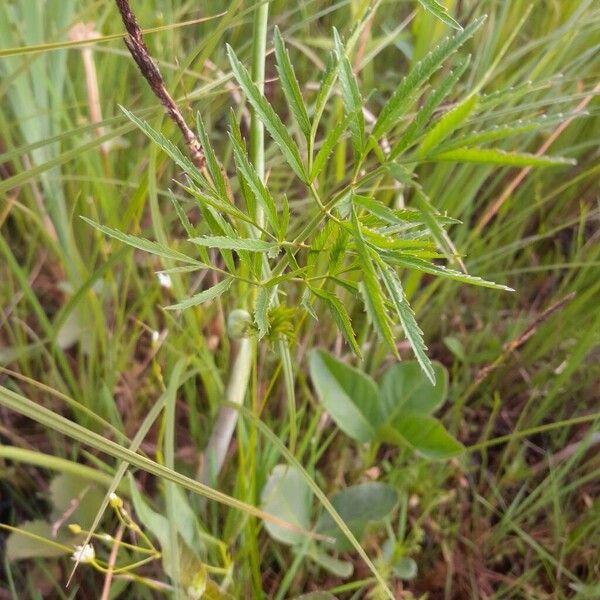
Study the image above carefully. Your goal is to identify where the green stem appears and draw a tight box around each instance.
[202,337,253,481]
[249,1,298,451]
[202,2,272,484]
[250,1,270,193]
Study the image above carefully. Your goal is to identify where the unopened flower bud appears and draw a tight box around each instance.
[109,493,123,508]
[68,523,82,535]
[227,309,251,339]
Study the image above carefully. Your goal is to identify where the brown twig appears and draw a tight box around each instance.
[100,524,125,600]
[114,0,205,170]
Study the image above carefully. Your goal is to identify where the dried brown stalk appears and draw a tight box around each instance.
[100,524,125,600]
[69,22,108,156]
[114,0,205,170]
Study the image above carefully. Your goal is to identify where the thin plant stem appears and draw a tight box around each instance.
[202,337,252,481]
[201,2,272,484]
[250,1,270,194]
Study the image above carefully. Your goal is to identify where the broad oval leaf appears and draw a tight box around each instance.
[309,349,383,443]
[379,360,448,419]
[315,483,398,551]
[392,557,418,580]
[379,412,463,460]
[261,465,313,546]
[6,520,73,560]
[307,546,354,578]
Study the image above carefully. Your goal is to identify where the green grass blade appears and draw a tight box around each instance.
[225,401,396,600]
[163,360,186,599]
[0,385,318,535]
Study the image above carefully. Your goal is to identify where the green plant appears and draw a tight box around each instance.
[309,352,461,459]
[80,8,573,595]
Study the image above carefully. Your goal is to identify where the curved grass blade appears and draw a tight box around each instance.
[224,401,396,600]
[0,385,320,537]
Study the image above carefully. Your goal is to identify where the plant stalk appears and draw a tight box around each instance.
[202,337,252,481]
[202,1,271,483]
